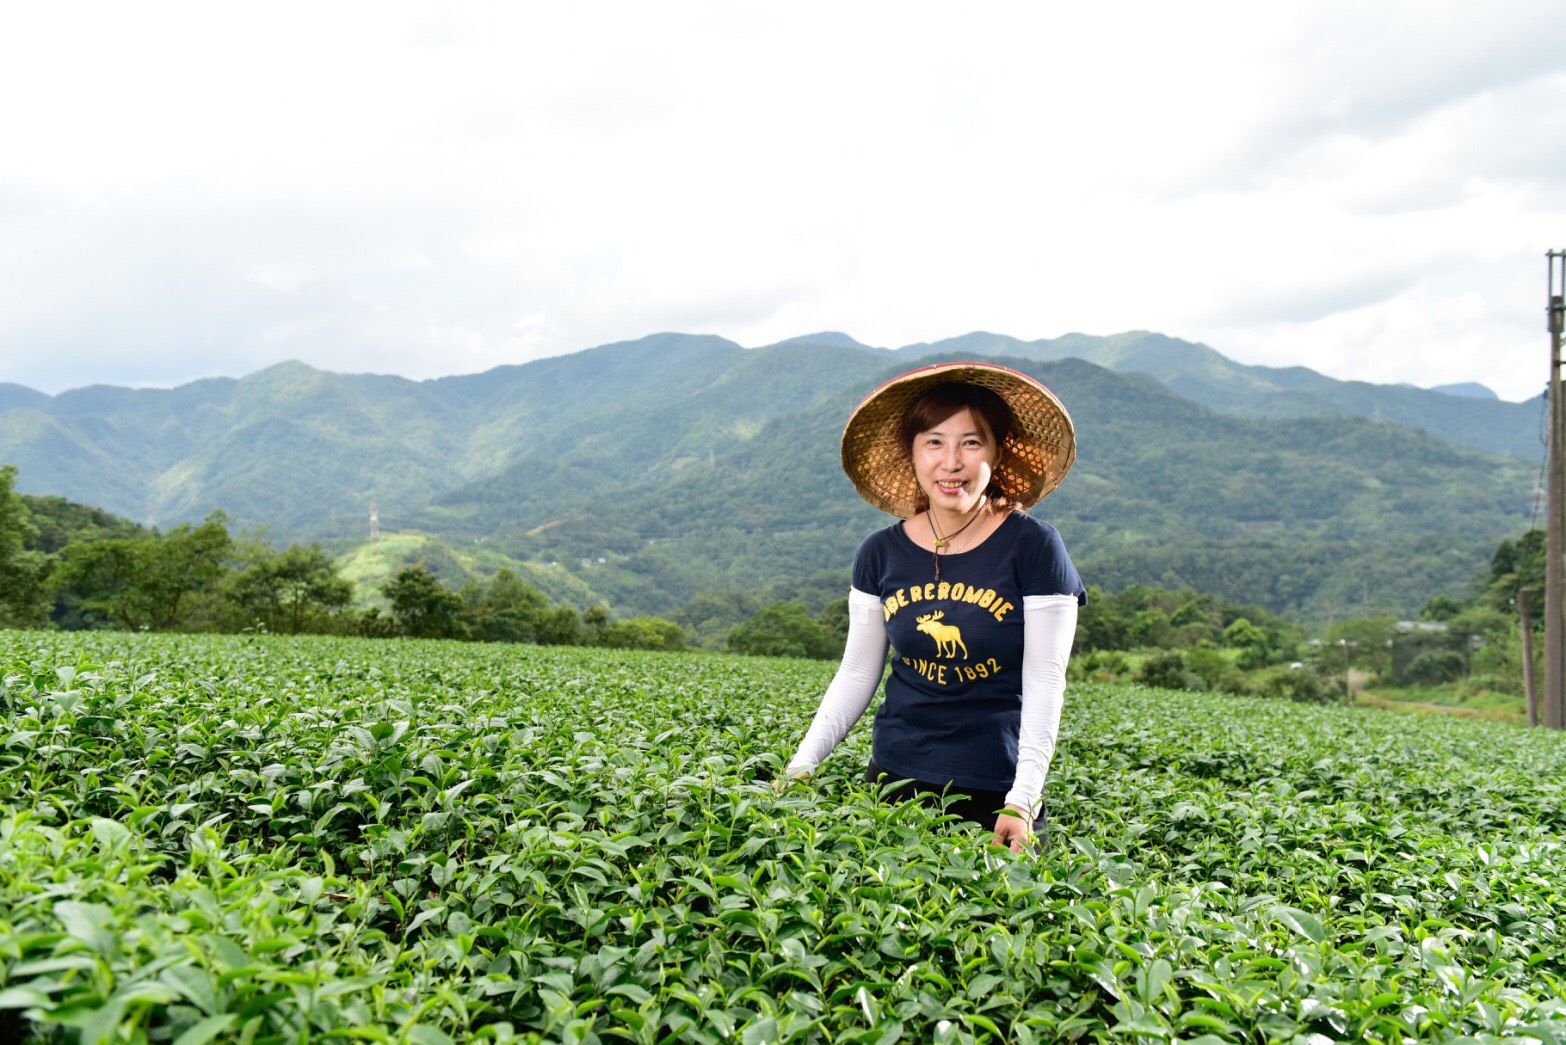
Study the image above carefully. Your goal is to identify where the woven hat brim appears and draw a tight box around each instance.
[840,362,1076,518]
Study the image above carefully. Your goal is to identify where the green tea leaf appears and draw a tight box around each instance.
[1271,906,1326,944]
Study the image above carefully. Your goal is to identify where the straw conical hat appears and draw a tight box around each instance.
[840,361,1075,518]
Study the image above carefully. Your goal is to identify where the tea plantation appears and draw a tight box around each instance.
[3,632,1565,1043]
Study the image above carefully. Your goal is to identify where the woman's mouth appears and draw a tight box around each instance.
[935,480,967,494]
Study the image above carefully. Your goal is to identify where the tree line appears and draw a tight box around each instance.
[0,464,1544,704]
[0,465,684,651]
[1063,530,1544,707]
[1314,529,1542,694]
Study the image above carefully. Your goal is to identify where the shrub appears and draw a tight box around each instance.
[1405,649,1465,685]
[1185,645,1228,687]
[536,606,583,646]
[1135,650,1206,691]
[355,607,400,639]
[728,601,841,660]
[1074,649,1130,679]
[1215,668,1253,696]
[1457,673,1516,697]
[595,617,687,652]
[1235,644,1273,671]
[1258,665,1335,704]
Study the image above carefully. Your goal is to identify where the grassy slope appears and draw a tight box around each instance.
[333,530,600,610]
[1357,683,1529,724]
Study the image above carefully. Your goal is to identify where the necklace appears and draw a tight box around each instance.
[929,501,983,549]
[928,500,986,584]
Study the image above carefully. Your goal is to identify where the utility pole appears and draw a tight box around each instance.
[370,502,380,543]
[1546,251,1566,729]
[1520,589,1538,728]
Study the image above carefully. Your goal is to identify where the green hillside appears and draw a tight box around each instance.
[418,341,892,535]
[332,530,600,611]
[0,335,894,537]
[0,333,1536,620]
[20,492,149,552]
[458,356,1531,620]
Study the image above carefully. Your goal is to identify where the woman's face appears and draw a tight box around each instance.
[910,407,997,517]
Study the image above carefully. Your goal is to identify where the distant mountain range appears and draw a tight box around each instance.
[0,331,1538,619]
[871,330,1535,459]
[1427,382,1499,400]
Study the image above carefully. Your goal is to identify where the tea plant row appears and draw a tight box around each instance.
[2,631,1565,1042]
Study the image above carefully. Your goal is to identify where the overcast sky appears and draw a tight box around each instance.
[2,2,1563,402]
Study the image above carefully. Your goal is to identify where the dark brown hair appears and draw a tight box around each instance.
[897,381,1022,512]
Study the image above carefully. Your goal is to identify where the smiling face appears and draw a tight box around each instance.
[909,406,998,518]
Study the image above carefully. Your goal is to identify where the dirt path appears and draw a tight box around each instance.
[1354,694,1495,719]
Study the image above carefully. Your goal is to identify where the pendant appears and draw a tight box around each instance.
[933,539,947,548]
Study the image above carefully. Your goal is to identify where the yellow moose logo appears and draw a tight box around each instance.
[915,611,968,659]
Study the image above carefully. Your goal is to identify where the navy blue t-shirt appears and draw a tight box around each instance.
[851,511,1086,792]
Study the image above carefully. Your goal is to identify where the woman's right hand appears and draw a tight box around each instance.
[772,770,811,794]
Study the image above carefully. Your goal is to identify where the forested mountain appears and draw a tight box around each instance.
[0,334,845,532]
[466,355,1531,620]
[0,331,1536,619]
[880,330,1539,460]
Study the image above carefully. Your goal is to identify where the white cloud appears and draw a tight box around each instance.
[0,1,1562,404]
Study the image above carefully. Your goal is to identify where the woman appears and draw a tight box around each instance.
[781,362,1084,853]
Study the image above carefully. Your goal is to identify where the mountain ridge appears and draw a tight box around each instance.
[889,330,1537,459]
[8,328,1533,462]
[0,331,1534,619]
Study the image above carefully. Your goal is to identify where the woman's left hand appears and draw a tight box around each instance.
[991,806,1034,853]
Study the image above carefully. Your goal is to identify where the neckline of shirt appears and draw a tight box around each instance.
[895,509,1021,559]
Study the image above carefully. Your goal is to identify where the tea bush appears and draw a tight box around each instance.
[2,631,1565,1042]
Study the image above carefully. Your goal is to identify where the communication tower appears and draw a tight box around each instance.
[370,502,380,542]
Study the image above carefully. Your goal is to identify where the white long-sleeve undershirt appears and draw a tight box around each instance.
[784,589,1078,818]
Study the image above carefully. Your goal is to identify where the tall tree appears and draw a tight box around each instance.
[459,569,550,643]
[227,544,353,634]
[383,566,467,639]
[51,512,233,631]
[1482,530,1544,615]
[0,465,48,627]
